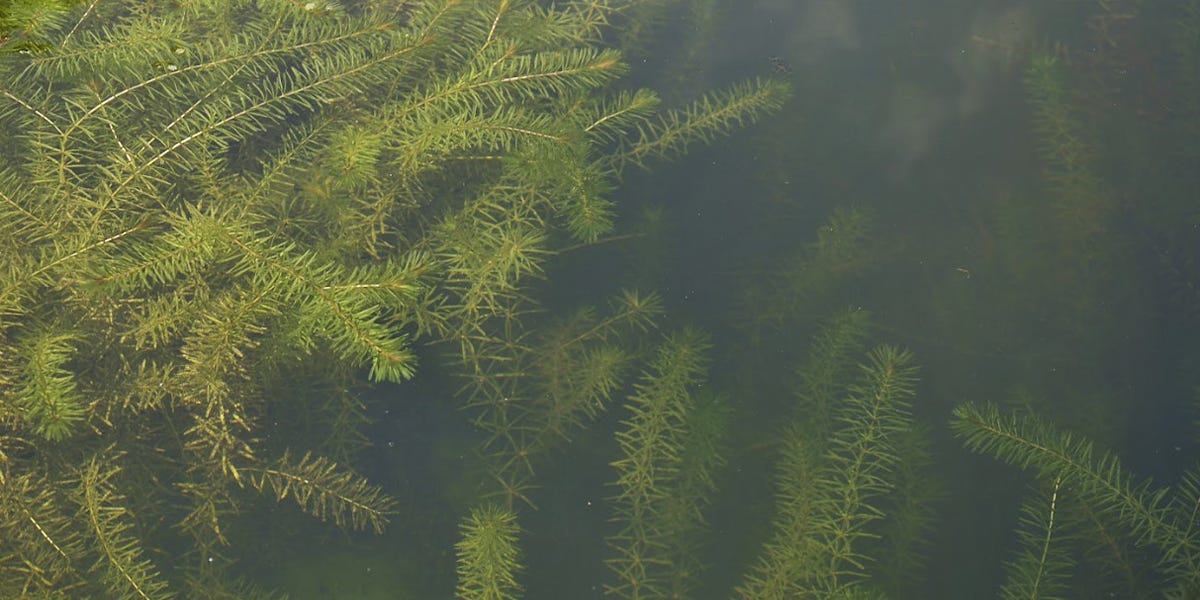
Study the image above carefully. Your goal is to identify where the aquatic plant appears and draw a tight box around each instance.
[0,0,787,595]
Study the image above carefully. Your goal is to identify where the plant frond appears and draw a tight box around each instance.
[607,327,712,600]
[792,307,872,436]
[735,424,823,600]
[609,77,791,175]
[73,455,174,600]
[248,450,397,534]
[323,123,385,190]
[455,503,524,600]
[1023,50,1114,244]
[583,88,660,146]
[12,326,85,442]
[953,402,1200,581]
[1000,477,1075,600]
[386,46,624,130]
[872,422,940,597]
[803,345,919,596]
[388,105,570,179]
[0,471,89,594]
[658,390,730,598]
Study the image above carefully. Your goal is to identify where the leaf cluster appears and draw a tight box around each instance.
[606,328,722,600]
[462,289,664,509]
[455,503,524,600]
[0,0,788,594]
[1023,51,1115,247]
[736,344,922,599]
[953,402,1200,595]
[247,450,396,534]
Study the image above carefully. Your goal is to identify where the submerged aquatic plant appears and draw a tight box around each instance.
[0,0,788,596]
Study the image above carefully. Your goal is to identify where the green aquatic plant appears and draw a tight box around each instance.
[456,503,524,600]
[0,0,788,596]
[735,345,922,599]
[954,402,1200,597]
[606,328,726,600]
[1023,50,1114,248]
[998,477,1073,600]
[448,302,933,600]
[0,0,77,53]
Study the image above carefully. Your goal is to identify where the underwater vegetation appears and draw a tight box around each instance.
[3,0,1200,598]
[0,0,786,596]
